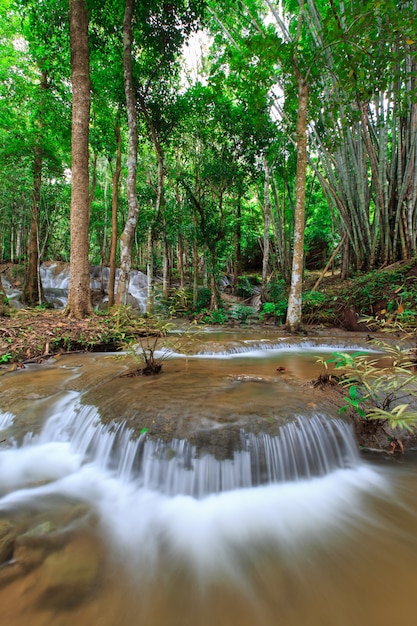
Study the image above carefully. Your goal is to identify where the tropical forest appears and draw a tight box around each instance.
[1,2,417,625]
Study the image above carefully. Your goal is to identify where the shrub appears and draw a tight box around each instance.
[259,301,287,323]
[201,309,228,325]
[195,287,212,312]
[230,304,255,323]
[234,276,254,299]
[302,290,326,311]
[265,278,287,302]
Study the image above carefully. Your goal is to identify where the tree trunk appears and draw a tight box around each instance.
[0,273,9,316]
[209,247,220,311]
[286,74,308,332]
[22,70,48,307]
[108,116,122,307]
[22,143,43,306]
[233,194,242,285]
[67,0,92,318]
[262,155,272,298]
[116,0,139,305]
[192,208,199,308]
[146,226,154,314]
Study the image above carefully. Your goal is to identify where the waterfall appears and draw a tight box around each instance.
[0,392,389,578]
[1,394,361,499]
[39,263,148,311]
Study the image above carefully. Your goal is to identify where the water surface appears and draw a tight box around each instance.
[0,330,414,626]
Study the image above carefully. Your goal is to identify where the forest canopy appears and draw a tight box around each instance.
[0,0,416,327]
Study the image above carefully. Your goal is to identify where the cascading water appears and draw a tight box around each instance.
[38,263,148,311]
[0,337,416,626]
[0,395,360,498]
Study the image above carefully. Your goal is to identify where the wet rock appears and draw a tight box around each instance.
[0,562,26,587]
[339,307,370,332]
[14,519,74,573]
[34,534,101,609]
[0,519,16,564]
[13,544,47,572]
[227,375,278,383]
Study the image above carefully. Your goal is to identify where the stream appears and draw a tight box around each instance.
[0,328,416,626]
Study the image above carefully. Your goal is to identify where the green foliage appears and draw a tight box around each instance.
[230,304,254,323]
[234,275,254,299]
[321,344,417,433]
[109,305,136,331]
[302,290,326,310]
[265,278,287,302]
[259,301,286,323]
[195,288,212,312]
[201,309,228,325]
[161,288,193,317]
[339,385,367,419]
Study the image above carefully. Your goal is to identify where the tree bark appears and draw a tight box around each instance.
[108,116,122,307]
[146,226,154,314]
[116,0,139,305]
[286,74,308,332]
[262,155,272,298]
[67,0,92,318]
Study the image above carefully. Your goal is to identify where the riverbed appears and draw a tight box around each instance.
[0,329,416,626]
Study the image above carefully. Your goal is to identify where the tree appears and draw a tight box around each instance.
[66,0,92,317]
[116,0,139,305]
[115,0,205,306]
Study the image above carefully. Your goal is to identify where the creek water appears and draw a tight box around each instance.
[0,329,416,626]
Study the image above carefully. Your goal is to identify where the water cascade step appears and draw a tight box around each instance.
[2,394,359,499]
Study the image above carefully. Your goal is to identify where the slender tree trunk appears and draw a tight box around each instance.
[233,195,242,285]
[116,0,139,305]
[209,247,220,311]
[286,73,308,332]
[162,232,170,300]
[108,117,122,307]
[178,233,185,290]
[146,226,154,314]
[22,70,48,307]
[137,92,167,302]
[174,182,186,293]
[192,208,199,308]
[262,155,272,298]
[67,0,92,318]
[22,143,43,306]
[0,273,9,316]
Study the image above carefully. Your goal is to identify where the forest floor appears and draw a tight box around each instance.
[0,258,416,367]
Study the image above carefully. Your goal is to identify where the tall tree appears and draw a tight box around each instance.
[116,0,139,305]
[66,0,92,317]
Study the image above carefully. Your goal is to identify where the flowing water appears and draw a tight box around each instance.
[0,329,416,626]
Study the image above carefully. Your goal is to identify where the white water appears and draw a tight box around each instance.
[154,341,376,363]
[39,263,148,311]
[0,392,389,576]
[0,411,14,431]
[2,343,416,626]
